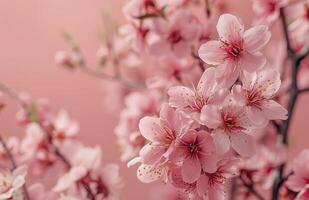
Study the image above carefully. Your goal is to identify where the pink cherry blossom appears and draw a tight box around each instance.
[196,157,238,199]
[252,0,289,25]
[286,149,309,192]
[198,14,271,87]
[172,130,217,183]
[52,110,79,140]
[231,69,288,127]
[0,165,27,200]
[168,67,228,122]
[150,10,200,57]
[200,100,255,157]
[138,104,191,165]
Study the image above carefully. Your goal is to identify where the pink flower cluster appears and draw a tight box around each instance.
[0,96,122,200]
[53,0,308,199]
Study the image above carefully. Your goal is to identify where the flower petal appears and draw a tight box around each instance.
[241,52,266,73]
[216,60,240,87]
[231,132,255,157]
[198,41,226,65]
[244,25,271,53]
[262,100,288,120]
[212,130,230,155]
[168,86,195,110]
[200,105,221,128]
[139,117,161,141]
[182,156,201,183]
[216,14,244,43]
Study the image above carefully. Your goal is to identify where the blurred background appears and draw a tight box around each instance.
[0,0,308,199]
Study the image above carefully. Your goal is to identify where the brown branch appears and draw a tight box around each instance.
[239,176,264,200]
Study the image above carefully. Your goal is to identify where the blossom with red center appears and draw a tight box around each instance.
[231,68,288,127]
[198,14,271,87]
[138,104,192,165]
[200,100,255,157]
[168,67,228,122]
[196,157,238,199]
[171,130,217,183]
[150,9,200,57]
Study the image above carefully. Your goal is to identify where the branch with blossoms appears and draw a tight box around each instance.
[0,82,123,200]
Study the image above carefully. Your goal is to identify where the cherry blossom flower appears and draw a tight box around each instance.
[115,91,160,161]
[252,0,289,25]
[168,67,228,122]
[0,165,27,200]
[171,130,217,183]
[231,69,288,127]
[195,157,238,199]
[52,110,79,140]
[198,14,271,87]
[138,104,191,165]
[150,10,200,57]
[286,149,309,193]
[200,100,255,157]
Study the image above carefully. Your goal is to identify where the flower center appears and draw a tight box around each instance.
[223,41,243,60]
[207,171,226,187]
[189,143,199,153]
[246,88,265,108]
[143,0,156,12]
[193,95,208,112]
[221,112,243,133]
[167,30,183,44]
[267,1,277,13]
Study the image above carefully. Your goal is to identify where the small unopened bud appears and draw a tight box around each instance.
[55,51,76,69]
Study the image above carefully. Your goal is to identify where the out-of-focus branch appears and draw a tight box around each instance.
[204,0,211,17]
[0,81,95,200]
[239,176,264,200]
[0,134,30,200]
[272,7,308,200]
[62,32,145,90]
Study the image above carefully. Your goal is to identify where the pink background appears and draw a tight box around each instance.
[0,0,308,199]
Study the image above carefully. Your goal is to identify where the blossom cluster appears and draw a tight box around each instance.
[30,0,309,199]
[0,95,122,200]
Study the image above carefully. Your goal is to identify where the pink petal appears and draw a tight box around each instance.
[208,184,226,200]
[168,86,195,109]
[198,41,226,65]
[295,185,309,200]
[182,156,201,183]
[196,174,209,197]
[139,117,162,141]
[256,68,281,98]
[286,174,307,192]
[212,130,230,155]
[200,154,218,173]
[216,14,244,43]
[244,25,271,53]
[137,164,165,183]
[231,85,247,105]
[139,143,165,165]
[247,106,268,128]
[209,88,229,105]
[240,52,266,73]
[231,132,255,157]
[197,67,216,95]
[262,100,288,120]
[200,105,221,128]
[149,40,170,56]
[216,60,240,87]
[172,41,191,57]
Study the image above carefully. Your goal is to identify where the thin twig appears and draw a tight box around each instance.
[299,87,309,94]
[204,0,211,17]
[239,176,264,200]
[63,32,145,90]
